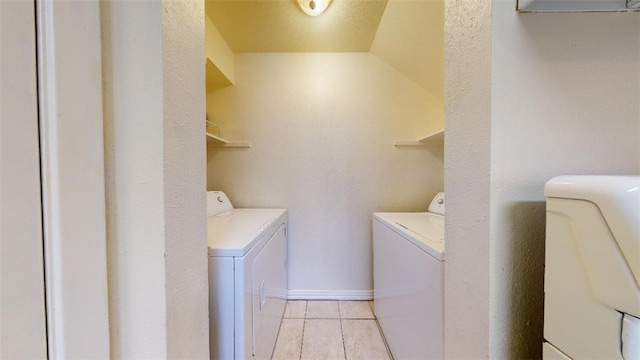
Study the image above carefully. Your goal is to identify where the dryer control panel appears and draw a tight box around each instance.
[428,192,445,216]
[207,191,234,216]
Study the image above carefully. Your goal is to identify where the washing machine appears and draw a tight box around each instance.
[373,192,445,360]
[544,175,640,359]
[207,191,287,360]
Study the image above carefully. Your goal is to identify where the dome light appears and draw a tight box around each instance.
[296,0,332,16]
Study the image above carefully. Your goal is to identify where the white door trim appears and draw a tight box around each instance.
[0,1,48,357]
[36,0,110,357]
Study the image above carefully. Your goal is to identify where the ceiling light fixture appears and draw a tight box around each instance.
[296,0,332,16]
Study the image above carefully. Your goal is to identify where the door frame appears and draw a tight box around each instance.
[0,0,47,357]
[36,0,110,357]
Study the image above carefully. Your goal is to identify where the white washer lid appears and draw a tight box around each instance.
[374,212,444,261]
[207,208,286,257]
[545,175,640,287]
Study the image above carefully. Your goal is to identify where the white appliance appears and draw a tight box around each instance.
[373,192,445,360]
[544,176,640,359]
[207,191,288,360]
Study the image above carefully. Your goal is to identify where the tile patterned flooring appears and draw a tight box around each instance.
[272,300,392,360]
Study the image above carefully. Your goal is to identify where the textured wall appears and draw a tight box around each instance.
[207,53,444,295]
[443,0,492,358]
[102,3,167,356]
[444,0,640,358]
[161,1,209,358]
[102,1,209,358]
[490,2,640,358]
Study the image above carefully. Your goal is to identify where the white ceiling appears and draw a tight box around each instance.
[205,0,389,53]
[205,0,443,98]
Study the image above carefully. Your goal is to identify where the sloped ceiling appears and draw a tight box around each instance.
[205,0,443,97]
[370,0,444,99]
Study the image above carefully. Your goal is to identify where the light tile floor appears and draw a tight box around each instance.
[272,300,392,360]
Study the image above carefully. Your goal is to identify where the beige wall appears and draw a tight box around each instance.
[444,0,640,358]
[443,0,492,358]
[489,2,640,358]
[207,53,444,294]
[101,1,209,357]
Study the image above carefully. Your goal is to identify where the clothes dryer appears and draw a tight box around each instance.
[544,176,640,359]
[207,191,287,360]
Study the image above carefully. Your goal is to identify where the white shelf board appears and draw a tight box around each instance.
[418,130,444,146]
[517,0,637,12]
[394,130,444,147]
[206,57,233,91]
[206,132,228,145]
[206,133,250,148]
[219,142,251,148]
[394,141,424,147]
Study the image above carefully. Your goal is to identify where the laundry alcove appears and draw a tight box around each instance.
[204,0,445,300]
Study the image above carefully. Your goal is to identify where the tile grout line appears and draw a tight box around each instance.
[373,314,394,360]
[270,308,285,360]
[298,301,307,360]
[370,299,394,359]
[339,301,348,360]
[279,300,386,360]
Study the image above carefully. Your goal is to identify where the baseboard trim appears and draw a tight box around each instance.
[287,290,373,300]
